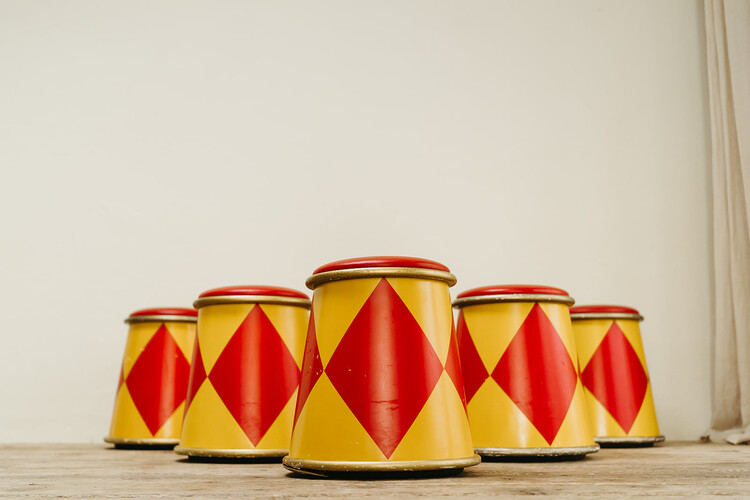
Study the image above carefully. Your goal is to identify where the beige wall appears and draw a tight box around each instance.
[0,0,711,442]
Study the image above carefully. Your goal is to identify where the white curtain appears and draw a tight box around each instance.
[705,0,750,445]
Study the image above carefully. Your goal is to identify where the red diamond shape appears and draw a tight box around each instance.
[294,309,324,425]
[125,324,191,436]
[208,306,301,446]
[184,336,206,413]
[445,321,467,409]
[325,279,443,458]
[580,321,649,433]
[456,311,489,403]
[491,304,577,445]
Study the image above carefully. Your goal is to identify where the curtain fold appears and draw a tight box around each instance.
[705,0,750,445]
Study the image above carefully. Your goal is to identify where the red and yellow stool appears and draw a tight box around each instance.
[105,307,197,448]
[284,256,479,476]
[453,285,598,458]
[175,286,310,459]
[570,305,664,447]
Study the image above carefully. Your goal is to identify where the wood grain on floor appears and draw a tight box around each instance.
[0,442,748,498]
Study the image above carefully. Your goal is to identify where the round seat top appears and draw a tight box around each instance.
[307,256,456,289]
[313,256,451,275]
[129,307,198,318]
[570,305,640,315]
[198,285,309,300]
[457,284,570,299]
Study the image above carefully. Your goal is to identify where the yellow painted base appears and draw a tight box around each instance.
[179,302,307,453]
[108,321,196,443]
[574,319,662,440]
[461,301,596,451]
[289,277,474,464]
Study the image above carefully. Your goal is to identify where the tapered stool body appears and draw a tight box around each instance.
[570,305,663,447]
[454,285,598,459]
[176,286,310,459]
[106,308,197,447]
[284,256,479,476]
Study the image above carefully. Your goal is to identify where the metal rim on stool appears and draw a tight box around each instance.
[570,312,644,321]
[104,436,179,447]
[124,315,198,324]
[193,295,311,309]
[306,267,457,289]
[595,435,665,445]
[453,293,575,308]
[174,446,287,458]
[282,454,481,476]
[475,444,600,457]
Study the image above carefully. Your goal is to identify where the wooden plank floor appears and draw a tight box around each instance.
[1,442,748,498]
